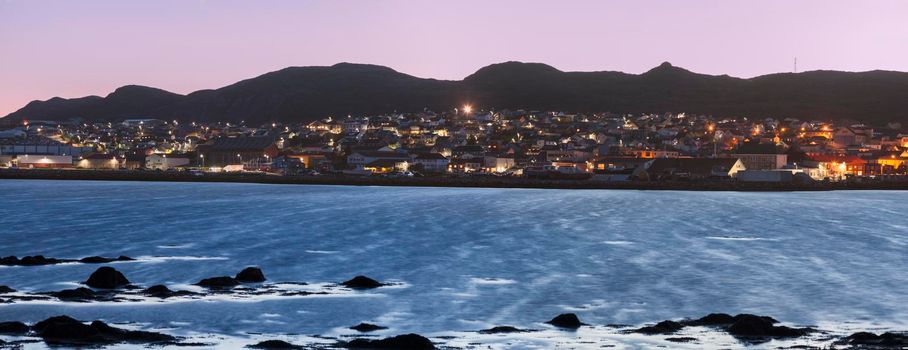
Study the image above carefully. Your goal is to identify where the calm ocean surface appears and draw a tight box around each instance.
[1,180,907,349]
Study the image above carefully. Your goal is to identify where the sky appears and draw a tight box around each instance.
[1,0,907,117]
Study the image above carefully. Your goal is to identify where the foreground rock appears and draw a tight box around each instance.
[235,267,267,283]
[248,339,303,349]
[633,320,685,334]
[32,315,175,345]
[0,286,15,293]
[342,276,385,289]
[350,323,388,332]
[840,331,908,348]
[345,333,434,349]
[546,313,585,329]
[195,276,241,288]
[725,314,810,338]
[89,320,176,343]
[84,266,130,289]
[33,315,108,345]
[0,321,29,335]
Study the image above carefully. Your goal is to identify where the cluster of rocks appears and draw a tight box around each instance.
[622,313,813,339]
[837,331,908,348]
[0,315,176,346]
[344,333,435,349]
[195,267,268,288]
[0,255,134,266]
[2,266,391,304]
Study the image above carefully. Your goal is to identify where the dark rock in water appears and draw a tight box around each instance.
[0,321,29,335]
[0,285,15,294]
[235,267,266,283]
[342,276,384,289]
[33,315,108,345]
[726,314,809,337]
[248,339,303,349]
[195,276,240,288]
[89,320,175,343]
[80,256,133,264]
[51,287,97,300]
[143,285,173,296]
[478,326,526,334]
[80,256,113,264]
[350,323,388,332]
[142,285,197,299]
[665,337,698,343]
[687,313,736,325]
[345,333,434,349]
[546,313,584,329]
[84,266,130,289]
[733,314,778,324]
[10,255,65,266]
[844,331,908,347]
[634,320,685,334]
[32,315,175,345]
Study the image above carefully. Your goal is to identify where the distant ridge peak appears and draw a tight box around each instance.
[644,61,690,75]
[329,62,398,72]
[465,61,561,81]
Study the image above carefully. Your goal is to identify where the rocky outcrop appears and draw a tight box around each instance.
[478,326,528,334]
[841,331,908,348]
[248,339,303,349]
[51,287,98,301]
[84,267,130,289]
[33,315,108,345]
[90,320,176,343]
[79,256,135,264]
[0,255,134,266]
[0,286,15,294]
[342,276,385,289]
[350,323,388,332]
[545,313,585,329]
[725,314,810,337]
[0,321,29,335]
[235,267,266,283]
[195,276,240,288]
[32,315,175,345]
[684,313,737,326]
[1,255,66,266]
[633,320,685,334]
[345,333,435,349]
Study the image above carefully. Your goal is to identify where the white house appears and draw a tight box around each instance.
[146,154,190,170]
[411,153,450,173]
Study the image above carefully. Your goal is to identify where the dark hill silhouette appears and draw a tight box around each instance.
[5,62,908,125]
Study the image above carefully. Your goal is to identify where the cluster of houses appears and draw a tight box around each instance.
[3,109,908,182]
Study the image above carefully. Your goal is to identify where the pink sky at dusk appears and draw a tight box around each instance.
[1,0,907,117]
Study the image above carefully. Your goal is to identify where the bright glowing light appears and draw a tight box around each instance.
[462,105,473,114]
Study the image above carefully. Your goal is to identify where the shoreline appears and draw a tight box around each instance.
[2,168,908,191]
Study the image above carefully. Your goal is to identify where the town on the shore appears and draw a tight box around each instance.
[2,107,907,183]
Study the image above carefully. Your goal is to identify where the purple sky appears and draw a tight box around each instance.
[2,0,907,117]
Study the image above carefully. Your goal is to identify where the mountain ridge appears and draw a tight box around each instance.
[6,62,908,125]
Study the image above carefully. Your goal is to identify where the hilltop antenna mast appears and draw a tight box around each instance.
[794,57,798,73]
